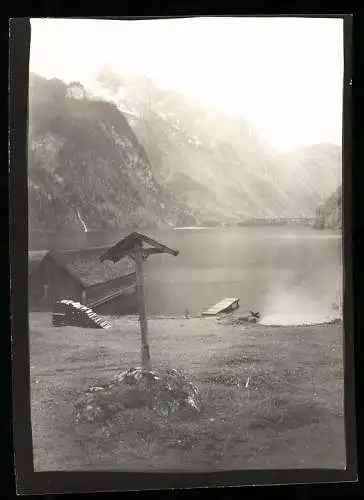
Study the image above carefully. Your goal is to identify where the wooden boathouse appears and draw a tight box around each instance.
[28,247,137,315]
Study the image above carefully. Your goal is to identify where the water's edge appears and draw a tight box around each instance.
[101,313,343,327]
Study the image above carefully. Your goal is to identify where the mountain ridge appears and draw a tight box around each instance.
[94,69,342,217]
[27,72,342,232]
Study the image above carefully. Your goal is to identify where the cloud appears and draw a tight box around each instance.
[29,17,344,151]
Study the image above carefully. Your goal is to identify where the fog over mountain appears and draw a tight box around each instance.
[27,71,342,232]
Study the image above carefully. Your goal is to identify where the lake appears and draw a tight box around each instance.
[143,226,343,322]
[30,226,343,323]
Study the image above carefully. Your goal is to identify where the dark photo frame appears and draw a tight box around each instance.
[9,15,356,495]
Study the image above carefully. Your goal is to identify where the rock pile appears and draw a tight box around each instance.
[73,367,203,426]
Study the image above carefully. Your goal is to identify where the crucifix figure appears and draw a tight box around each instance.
[100,232,179,371]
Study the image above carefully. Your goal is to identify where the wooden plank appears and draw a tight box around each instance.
[127,247,166,262]
[87,284,136,309]
[133,232,179,257]
[100,232,179,263]
[202,298,240,316]
[52,299,111,329]
[99,233,136,262]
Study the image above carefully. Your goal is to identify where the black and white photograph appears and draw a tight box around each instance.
[10,15,355,489]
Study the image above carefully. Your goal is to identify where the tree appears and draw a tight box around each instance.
[66,82,87,100]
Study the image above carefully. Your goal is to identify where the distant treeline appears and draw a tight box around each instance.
[314,186,342,230]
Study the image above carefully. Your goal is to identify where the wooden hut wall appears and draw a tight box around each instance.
[92,287,138,316]
[85,273,136,304]
[28,255,84,311]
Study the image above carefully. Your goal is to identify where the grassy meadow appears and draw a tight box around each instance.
[29,312,345,471]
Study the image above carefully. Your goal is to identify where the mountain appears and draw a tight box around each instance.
[27,71,342,233]
[95,68,342,221]
[315,186,342,229]
[274,144,342,210]
[27,73,199,232]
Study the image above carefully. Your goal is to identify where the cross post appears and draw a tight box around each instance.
[134,241,151,371]
[99,232,179,372]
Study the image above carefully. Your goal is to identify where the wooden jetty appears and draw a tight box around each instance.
[202,298,240,317]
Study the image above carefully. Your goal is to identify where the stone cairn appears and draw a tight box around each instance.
[73,367,203,427]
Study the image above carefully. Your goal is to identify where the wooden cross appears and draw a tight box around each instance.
[100,232,179,371]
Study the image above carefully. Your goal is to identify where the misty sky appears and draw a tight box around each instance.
[29,17,344,152]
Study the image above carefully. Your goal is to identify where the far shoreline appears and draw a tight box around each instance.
[28,224,342,254]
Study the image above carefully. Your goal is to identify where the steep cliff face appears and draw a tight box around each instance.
[95,68,342,222]
[130,110,298,222]
[28,74,199,232]
[315,186,342,229]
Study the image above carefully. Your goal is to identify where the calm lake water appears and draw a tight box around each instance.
[143,226,343,322]
[29,226,343,324]
[30,225,343,322]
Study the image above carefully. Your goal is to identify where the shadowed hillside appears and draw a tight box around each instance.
[28,74,200,232]
[315,186,342,229]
